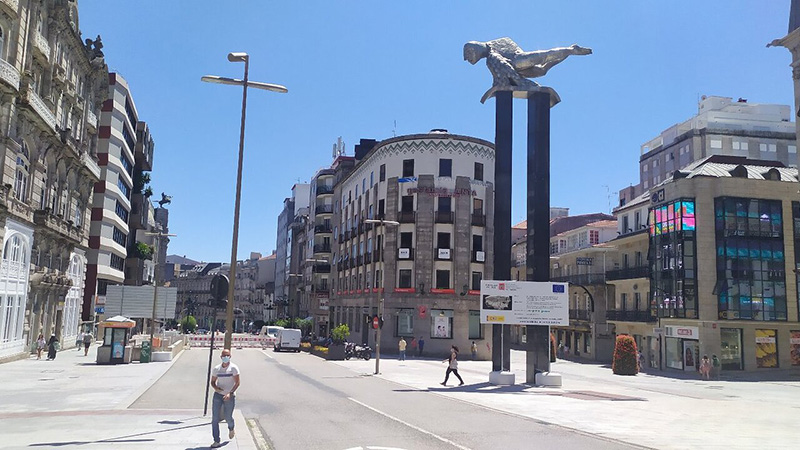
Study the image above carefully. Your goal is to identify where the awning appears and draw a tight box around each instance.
[99,315,136,329]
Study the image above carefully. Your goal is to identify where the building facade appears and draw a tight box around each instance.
[330,131,495,358]
[0,0,107,361]
[123,120,155,286]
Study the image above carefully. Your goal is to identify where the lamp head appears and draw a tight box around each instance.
[228,52,248,63]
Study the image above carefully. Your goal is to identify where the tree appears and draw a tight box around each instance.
[331,324,350,344]
[612,334,639,375]
[274,318,290,328]
[180,315,197,333]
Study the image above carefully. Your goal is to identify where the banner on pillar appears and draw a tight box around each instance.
[480,280,568,326]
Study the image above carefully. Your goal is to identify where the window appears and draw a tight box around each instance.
[117,176,130,197]
[472,234,483,252]
[115,200,129,222]
[789,145,797,154]
[438,197,451,213]
[378,199,385,217]
[473,198,483,215]
[439,158,452,177]
[437,232,450,249]
[121,125,136,153]
[471,271,482,291]
[634,211,641,230]
[14,170,27,201]
[112,227,127,246]
[110,254,125,271]
[400,232,413,248]
[120,153,133,176]
[370,172,374,186]
[0,26,5,61]
[401,196,414,212]
[643,164,648,173]
[398,269,412,288]
[589,230,599,245]
[430,309,453,339]
[468,310,483,339]
[710,139,722,149]
[435,270,450,289]
[74,200,83,227]
[474,162,484,181]
[379,164,386,181]
[402,159,414,178]
[396,309,414,337]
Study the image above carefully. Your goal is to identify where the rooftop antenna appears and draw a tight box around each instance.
[393,120,397,137]
[332,136,345,160]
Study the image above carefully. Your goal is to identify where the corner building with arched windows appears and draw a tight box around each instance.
[330,131,495,358]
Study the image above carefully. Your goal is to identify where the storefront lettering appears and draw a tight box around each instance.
[407,187,477,197]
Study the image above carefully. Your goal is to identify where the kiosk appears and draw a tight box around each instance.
[97,315,135,364]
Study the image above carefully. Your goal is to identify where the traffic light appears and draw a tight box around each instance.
[210,274,229,309]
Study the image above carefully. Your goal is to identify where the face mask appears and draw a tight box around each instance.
[221,356,231,363]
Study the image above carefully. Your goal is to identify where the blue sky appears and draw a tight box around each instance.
[79,1,794,263]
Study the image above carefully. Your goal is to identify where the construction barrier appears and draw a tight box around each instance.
[187,334,276,349]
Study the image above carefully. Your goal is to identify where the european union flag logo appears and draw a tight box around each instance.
[552,284,565,293]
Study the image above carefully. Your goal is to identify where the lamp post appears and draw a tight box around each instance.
[144,229,176,354]
[202,52,287,349]
[365,218,400,375]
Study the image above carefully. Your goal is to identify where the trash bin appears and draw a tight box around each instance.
[140,341,151,363]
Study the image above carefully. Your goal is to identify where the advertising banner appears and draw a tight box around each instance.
[755,329,778,368]
[790,330,800,366]
[479,280,568,326]
[433,315,450,338]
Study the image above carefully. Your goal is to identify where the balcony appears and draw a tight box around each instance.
[314,225,332,234]
[316,204,333,214]
[33,209,82,244]
[313,244,331,253]
[313,283,329,292]
[0,58,20,91]
[472,250,486,263]
[471,213,486,227]
[86,109,98,131]
[316,185,334,196]
[606,266,650,281]
[568,309,591,321]
[606,310,657,323]
[398,248,415,260]
[551,273,606,285]
[135,122,154,170]
[398,211,416,223]
[33,32,51,61]
[435,211,454,224]
[20,85,56,132]
[312,264,331,274]
[80,153,101,180]
[436,248,451,260]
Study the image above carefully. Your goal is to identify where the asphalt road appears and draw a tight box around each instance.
[134,348,639,450]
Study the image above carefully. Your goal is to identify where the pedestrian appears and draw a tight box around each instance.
[699,354,711,380]
[440,345,464,386]
[637,351,644,372]
[557,342,565,359]
[46,334,59,360]
[418,336,425,357]
[410,337,417,358]
[36,333,46,360]
[83,330,93,356]
[210,348,240,448]
[75,330,84,351]
[398,337,407,361]
[471,341,478,360]
[711,354,721,380]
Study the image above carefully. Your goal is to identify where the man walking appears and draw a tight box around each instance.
[83,330,93,356]
[210,348,240,448]
[418,336,425,357]
[398,337,407,361]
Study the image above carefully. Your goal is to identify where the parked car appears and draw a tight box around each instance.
[274,329,301,352]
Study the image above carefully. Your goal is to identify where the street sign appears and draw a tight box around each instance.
[576,257,593,266]
[95,307,105,314]
[373,316,379,329]
[480,280,569,326]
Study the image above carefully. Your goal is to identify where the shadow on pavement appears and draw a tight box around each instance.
[394,381,540,394]
[185,443,229,450]
[28,420,209,447]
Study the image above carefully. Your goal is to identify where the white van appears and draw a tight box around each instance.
[260,325,284,338]
[275,328,302,352]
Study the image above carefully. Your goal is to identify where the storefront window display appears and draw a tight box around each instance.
[665,337,683,370]
[395,309,414,337]
[649,198,698,319]
[720,328,743,370]
[430,309,453,339]
[755,328,778,368]
[716,198,787,321]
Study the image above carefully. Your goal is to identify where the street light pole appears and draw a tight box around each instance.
[202,52,287,349]
[366,218,400,375]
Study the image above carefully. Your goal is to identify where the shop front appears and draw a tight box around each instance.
[664,325,700,371]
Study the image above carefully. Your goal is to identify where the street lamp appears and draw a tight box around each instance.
[202,52,287,349]
[144,229,176,355]
[365,218,400,374]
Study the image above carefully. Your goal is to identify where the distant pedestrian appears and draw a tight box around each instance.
[699,355,711,380]
[410,337,417,358]
[418,336,425,357]
[557,342,565,359]
[46,334,59,360]
[398,337,407,361]
[83,331,93,356]
[471,341,478,360]
[440,346,464,386]
[36,333,46,360]
[210,348,240,448]
[711,354,721,380]
[76,331,84,351]
[637,351,644,372]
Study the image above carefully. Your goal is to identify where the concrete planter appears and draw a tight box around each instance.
[326,344,345,361]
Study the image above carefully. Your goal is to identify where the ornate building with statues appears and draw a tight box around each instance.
[0,0,109,361]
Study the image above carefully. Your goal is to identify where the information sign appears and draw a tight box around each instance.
[479,280,568,326]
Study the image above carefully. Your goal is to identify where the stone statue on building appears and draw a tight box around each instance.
[84,35,104,58]
[463,38,592,104]
[158,192,172,208]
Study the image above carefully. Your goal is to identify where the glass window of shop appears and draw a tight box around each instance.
[715,198,787,321]
[720,328,743,370]
[649,198,698,319]
[755,328,778,368]
[396,309,414,337]
[468,311,482,339]
[430,309,453,339]
[665,337,684,370]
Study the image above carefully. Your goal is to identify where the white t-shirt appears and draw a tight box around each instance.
[212,362,240,395]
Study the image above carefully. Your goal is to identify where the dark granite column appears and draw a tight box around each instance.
[493,91,512,372]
